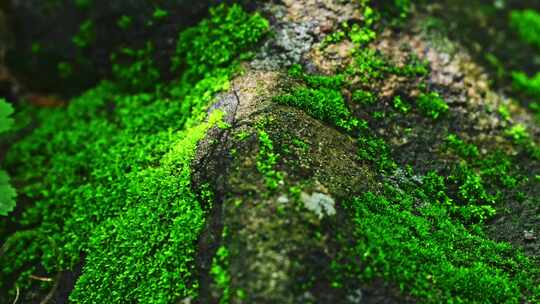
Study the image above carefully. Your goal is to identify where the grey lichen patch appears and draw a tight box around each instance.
[251,20,318,70]
[251,0,362,71]
[300,191,336,219]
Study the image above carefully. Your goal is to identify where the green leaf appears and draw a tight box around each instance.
[0,98,14,134]
[0,170,16,216]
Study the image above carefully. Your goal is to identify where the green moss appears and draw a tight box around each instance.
[512,71,540,99]
[153,7,169,20]
[0,170,16,217]
[417,92,449,119]
[506,124,540,159]
[72,19,96,48]
[74,0,92,9]
[346,189,539,303]
[111,43,161,92]
[530,101,540,122]
[321,5,378,49]
[348,23,376,46]
[70,111,224,303]
[321,30,347,48]
[288,64,345,88]
[2,4,268,302]
[448,162,497,223]
[352,89,376,105]
[257,129,283,191]
[172,4,269,81]
[358,135,396,173]
[235,130,250,141]
[439,132,533,226]
[274,87,361,132]
[392,95,411,114]
[347,48,428,85]
[211,245,231,304]
[510,9,540,49]
[0,100,17,216]
[498,104,511,121]
[291,137,310,152]
[446,134,480,159]
[376,0,412,21]
[275,65,364,132]
[117,15,133,29]
[57,61,73,79]
[348,48,389,83]
[0,99,14,134]
[277,4,538,303]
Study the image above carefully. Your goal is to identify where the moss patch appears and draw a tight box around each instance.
[1,4,268,303]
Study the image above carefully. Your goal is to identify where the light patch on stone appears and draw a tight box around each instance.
[277,195,290,204]
[300,192,336,219]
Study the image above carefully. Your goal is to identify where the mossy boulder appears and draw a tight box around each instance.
[1,0,539,303]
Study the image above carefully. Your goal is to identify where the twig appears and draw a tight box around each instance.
[12,285,19,304]
[39,273,61,304]
[29,275,53,282]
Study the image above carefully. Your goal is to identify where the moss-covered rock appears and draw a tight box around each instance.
[1,0,539,303]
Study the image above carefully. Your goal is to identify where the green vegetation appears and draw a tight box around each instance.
[74,0,92,9]
[0,99,14,134]
[172,4,269,81]
[498,104,511,121]
[275,65,364,132]
[291,137,310,152]
[512,71,540,99]
[444,133,526,221]
[376,0,412,21]
[0,170,16,216]
[417,92,449,119]
[510,9,540,49]
[345,189,538,303]
[257,130,283,190]
[352,89,376,105]
[211,244,231,304]
[2,1,539,303]
[0,99,16,216]
[117,15,133,29]
[448,162,497,222]
[57,62,73,79]
[506,124,540,159]
[111,43,161,92]
[1,4,268,303]
[446,134,479,159]
[358,135,396,172]
[274,86,360,132]
[70,111,224,303]
[72,19,95,48]
[392,95,410,114]
[347,48,428,84]
[508,9,540,121]
[153,7,169,20]
[321,22,376,48]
